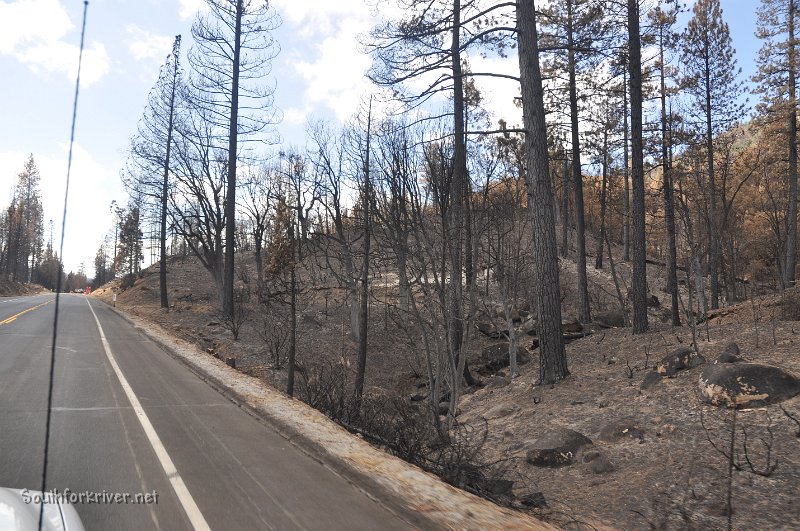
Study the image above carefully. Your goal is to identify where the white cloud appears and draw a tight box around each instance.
[0,0,110,86]
[468,53,523,128]
[0,0,72,53]
[289,14,375,122]
[272,0,367,29]
[283,106,311,126]
[16,40,110,87]
[178,0,207,21]
[126,25,174,62]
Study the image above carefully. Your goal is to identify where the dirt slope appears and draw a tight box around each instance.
[93,255,800,529]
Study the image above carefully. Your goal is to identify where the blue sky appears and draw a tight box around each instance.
[0,0,759,275]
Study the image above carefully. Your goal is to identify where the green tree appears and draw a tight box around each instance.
[2,155,44,283]
[115,208,143,277]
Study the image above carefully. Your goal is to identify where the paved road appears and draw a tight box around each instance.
[0,294,413,530]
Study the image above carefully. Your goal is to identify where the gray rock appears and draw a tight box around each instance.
[582,450,601,463]
[479,344,531,374]
[520,492,547,508]
[640,370,662,389]
[699,363,800,408]
[562,319,583,334]
[590,455,616,474]
[525,428,593,467]
[485,376,510,389]
[717,342,743,364]
[475,321,507,340]
[598,418,645,442]
[594,310,626,328]
[657,347,705,377]
[518,318,538,337]
[487,479,514,496]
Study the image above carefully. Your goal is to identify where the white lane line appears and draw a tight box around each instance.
[85,297,212,531]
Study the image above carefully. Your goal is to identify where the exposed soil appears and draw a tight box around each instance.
[0,280,48,297]
[92,248,800,530]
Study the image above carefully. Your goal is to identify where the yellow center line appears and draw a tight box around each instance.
[0,299,54,325]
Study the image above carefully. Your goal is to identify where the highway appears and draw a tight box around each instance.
[0,294,412,530]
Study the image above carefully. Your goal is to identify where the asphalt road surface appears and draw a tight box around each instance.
[0,294,413,530]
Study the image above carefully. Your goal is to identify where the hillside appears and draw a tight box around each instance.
[92,251,800,530]
[0,280,48,297]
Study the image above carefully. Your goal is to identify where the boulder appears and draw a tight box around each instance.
[484,376,510,389]
[594,310,626,329]
[520,492,547,509]
[640,370,662,390]
[582,450,602,463]
[562,319,584,334]
[627,289,660,307]
[475,321,508,340]
[525,428,593,467]
[487,479,514,497]
[493,304,525,323]
[717,342,743,364]
[518,318,538,337]
[699,363,800,408]
[657,347,705,377]
[598,418,645,442]
[479,344,531,374]
[590,455,616,474]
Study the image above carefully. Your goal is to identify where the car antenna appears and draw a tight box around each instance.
[39,2,89,529]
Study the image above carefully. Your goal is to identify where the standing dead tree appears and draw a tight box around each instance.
[124,35,183,309]
[189,0,280,316]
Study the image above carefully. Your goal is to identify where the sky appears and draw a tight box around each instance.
[0,0,760,276]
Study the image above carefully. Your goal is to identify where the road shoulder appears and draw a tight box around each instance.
[92,299,553,530]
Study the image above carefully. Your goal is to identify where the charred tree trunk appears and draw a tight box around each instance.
[355,100,373,400]
[628,0,649,333]
[517,0,568,384]
[567,0,591,323]
[159,37,181,310]
[449,0,475,388]
[786,0,798,288]
[659,29,680,325]
[595,127,609,270]
[223,0,243,317]
[623,64,631,262]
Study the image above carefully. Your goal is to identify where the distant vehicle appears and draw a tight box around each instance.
[73,289,83,294]
[0,488,85,531]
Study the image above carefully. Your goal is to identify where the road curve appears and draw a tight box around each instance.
[0,294,412,530]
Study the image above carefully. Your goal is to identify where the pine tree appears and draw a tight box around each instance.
[189,0,280,316]
[628,0,648,333]
[754,0,799,288]
[517,0,568,383]
[541,0,609,324]
[115,208,143,277]
[681,0,745,308]
[650,2,681,325]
